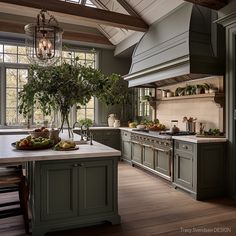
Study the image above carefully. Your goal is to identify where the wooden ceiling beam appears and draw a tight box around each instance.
[0,21,113,45]
[184,0,228,10]
[0,0,148,31]
[116,0,140,18]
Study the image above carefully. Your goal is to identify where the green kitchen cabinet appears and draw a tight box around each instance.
[131,141,142,164]
[174,149,194,191]
[30,157,120,236]
[143,144,154,169]
[40,161,78,221]
[78,160,114,216]
[121,130,132,162]
[154,148,171,178]
[173,140,226,200]
[74,129,120,150]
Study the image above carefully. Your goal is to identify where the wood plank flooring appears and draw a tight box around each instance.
[0,161,236,236]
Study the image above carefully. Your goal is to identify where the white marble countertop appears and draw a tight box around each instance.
[0,127,228,143]
[0,133,121,164]
[172,135,227,143]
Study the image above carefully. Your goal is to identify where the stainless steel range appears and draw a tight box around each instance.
[130,131,195,181]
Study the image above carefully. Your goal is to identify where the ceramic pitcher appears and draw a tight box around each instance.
[108,114,116,127]
[114,120,120,128]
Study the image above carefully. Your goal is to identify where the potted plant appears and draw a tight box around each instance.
[79,118,93,128]
[203,83,210,93]
[195,84,203,94]
[209,84,219,94]
[174,87,185,96]
[185,85,195,95]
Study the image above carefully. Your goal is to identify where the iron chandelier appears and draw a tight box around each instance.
[25,9,63,66]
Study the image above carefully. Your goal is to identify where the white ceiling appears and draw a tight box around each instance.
[0,0,185,54]
[91,0,185,45]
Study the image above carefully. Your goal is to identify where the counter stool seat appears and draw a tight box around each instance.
[0,166,29,234]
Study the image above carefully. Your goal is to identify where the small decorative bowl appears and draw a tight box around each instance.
[29,131,49,139]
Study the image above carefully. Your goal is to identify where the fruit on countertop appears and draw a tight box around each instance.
[128,119,165,131]
[33,127,49,132]
[128,121,138,128]
[54,140,76,150]
[15,136,53,149]
[29,127,50,138]
[148,123,166,131]
[146,119,166,131]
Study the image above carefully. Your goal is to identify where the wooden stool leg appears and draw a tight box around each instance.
[19,176,30,234]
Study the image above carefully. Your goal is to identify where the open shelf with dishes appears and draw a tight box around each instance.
[149,93,225,109]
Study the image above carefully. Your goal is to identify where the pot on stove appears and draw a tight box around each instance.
[170,120,180,134]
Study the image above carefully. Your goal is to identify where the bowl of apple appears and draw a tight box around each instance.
[29,127,49,139]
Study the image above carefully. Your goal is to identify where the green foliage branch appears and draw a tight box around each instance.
[18,61,129,137]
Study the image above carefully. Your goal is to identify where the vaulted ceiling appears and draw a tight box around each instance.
[0,0,229,56]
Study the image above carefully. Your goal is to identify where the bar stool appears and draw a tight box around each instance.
[0,165,29,234]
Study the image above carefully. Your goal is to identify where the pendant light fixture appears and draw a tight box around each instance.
[25,9,63,67]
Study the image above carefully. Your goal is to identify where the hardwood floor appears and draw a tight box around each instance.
[0,161,236,236]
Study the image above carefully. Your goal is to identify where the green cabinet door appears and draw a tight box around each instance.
[154,149,171,177]
[122,140,131,160]
[131,142,142,164]
[78,160,114,216]
[40,162,78,221]
[143,145,154,169]
[174,151,194,190]
[92,130,121,150]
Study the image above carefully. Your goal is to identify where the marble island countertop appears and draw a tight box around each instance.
[0,127,120,135]
[0,133,121,164]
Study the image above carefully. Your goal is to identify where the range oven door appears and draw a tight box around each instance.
[153,147,172,180]
[131,141,143,164]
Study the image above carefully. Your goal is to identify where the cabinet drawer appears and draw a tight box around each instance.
[175,140,194,153]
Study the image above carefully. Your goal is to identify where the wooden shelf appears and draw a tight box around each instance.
[149,93,225,108]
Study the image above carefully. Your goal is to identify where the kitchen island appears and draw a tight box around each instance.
[0,134,121,236]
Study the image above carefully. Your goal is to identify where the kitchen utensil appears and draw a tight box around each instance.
[186,121,196,133]
[170,120,180,133]
[183,117,197,133]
